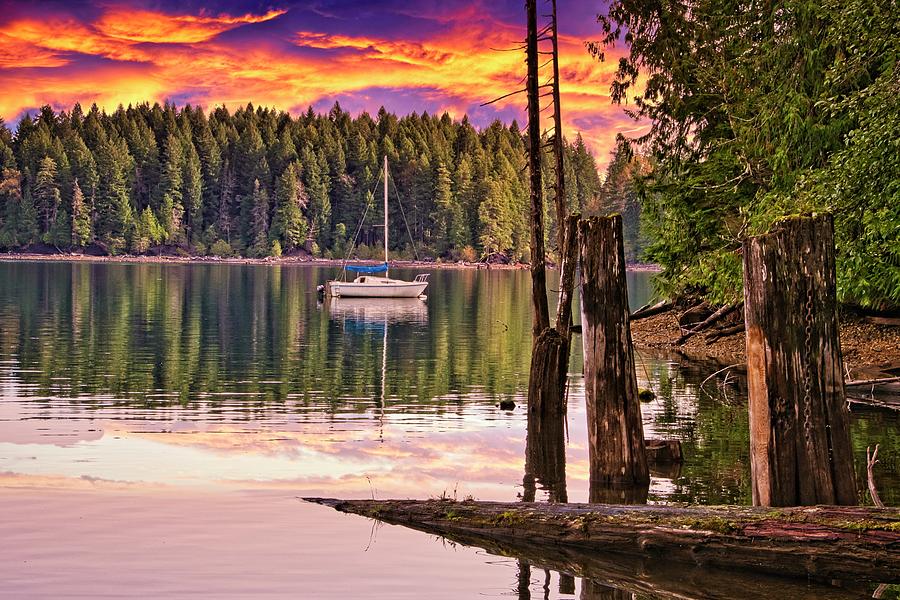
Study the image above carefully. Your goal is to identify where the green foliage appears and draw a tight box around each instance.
[270,239,282,258]
[131,207,165,253]
[594,0,900,308]
[94,138,132,253]
[271,161,308,251]
[209,239,233,257]
[248,179,270,258]
[34,157,60,236]
[593,142,652,262]
[70,179,91,247]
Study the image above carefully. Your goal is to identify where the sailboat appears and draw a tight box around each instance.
[322,156,429,298]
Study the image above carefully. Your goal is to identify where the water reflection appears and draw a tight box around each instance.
[1,261,898,599]
[523,411,568,503]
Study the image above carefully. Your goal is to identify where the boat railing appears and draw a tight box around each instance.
[414,274,430,283]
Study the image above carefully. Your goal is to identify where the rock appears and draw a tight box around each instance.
[498,400,516,411]
[638,388,656,402]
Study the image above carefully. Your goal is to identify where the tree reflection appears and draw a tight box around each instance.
[523,410,568,503]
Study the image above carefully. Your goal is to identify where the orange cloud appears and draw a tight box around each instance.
[96,8,287,44]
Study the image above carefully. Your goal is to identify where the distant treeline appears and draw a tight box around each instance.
[0,102,602,260]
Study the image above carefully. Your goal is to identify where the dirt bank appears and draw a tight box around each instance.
[631,309,899,376]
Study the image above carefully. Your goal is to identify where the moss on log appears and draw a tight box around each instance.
[305,498,900,584]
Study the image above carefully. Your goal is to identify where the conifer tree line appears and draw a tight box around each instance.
[0,102,601,260]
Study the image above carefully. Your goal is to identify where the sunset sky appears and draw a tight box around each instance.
[0,0,643,168]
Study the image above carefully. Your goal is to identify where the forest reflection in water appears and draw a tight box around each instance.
[0,260,897,598]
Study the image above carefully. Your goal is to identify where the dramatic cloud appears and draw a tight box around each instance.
[0,1,645,168]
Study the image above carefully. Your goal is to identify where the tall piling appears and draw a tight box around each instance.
[579,215,649,492]
[743,214,856,506]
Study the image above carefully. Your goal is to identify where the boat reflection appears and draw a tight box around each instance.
[325,297,429,325]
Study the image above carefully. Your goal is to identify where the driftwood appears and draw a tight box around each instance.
[676,302,742,345]
[847,376,900,387]
[704,322,745,343]
[306,498,900,585]
[869,444,885,509]
[630,300,673,321]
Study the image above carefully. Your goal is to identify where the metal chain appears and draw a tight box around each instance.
[802,287,814,441]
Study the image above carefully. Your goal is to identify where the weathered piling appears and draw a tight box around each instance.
[742,214,856,506]
[579,215,649,490]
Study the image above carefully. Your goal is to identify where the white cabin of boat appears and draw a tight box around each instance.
[325,274,429,298]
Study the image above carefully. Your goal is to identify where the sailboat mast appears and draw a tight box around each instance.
[384,155,389,273]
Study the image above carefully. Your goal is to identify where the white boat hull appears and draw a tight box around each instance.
[326,279,428,298]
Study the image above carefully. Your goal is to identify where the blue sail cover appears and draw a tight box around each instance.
[346,262,388,274]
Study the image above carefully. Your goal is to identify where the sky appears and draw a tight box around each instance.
[0,0,645,168]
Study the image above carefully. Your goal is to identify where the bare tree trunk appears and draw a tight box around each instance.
[555,213,579,339]
[550,0,567,257]
[580,215,649,490]
[743,214,856,507]
[525,0,549,338]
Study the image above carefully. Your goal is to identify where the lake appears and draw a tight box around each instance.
[0,261,896,598]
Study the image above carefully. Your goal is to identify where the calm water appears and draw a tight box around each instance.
[0,261,896,598]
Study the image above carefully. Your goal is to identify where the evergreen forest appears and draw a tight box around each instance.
[0,102,602,262]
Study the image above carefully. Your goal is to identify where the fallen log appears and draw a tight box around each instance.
[629,300,673,321]
[676,302,742,345]
[847,376,900,387]
[305,498,900,584]
[704,322,745,343]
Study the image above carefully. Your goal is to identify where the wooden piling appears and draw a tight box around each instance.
[579,215,649,489]
[742,214,856,506]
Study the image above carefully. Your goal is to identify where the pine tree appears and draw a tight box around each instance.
[18,181,38,246]
[302,146,331,247]
[182,141,202,241]
[272,162,307,251]
[249,179,270,257]
[431,161,453,255]
[94,139,132,253]
[34,157,61,235]
[159,133,184,242]
[0,168,23,247]
[70,179,91,247]
[478,178,512,258]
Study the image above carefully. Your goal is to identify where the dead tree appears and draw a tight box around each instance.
[743,214,856,506]
[580,215,649,490]
[525,0,549,338]
[524,0,577,419]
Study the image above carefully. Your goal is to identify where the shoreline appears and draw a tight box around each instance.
[0,251,663,272]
